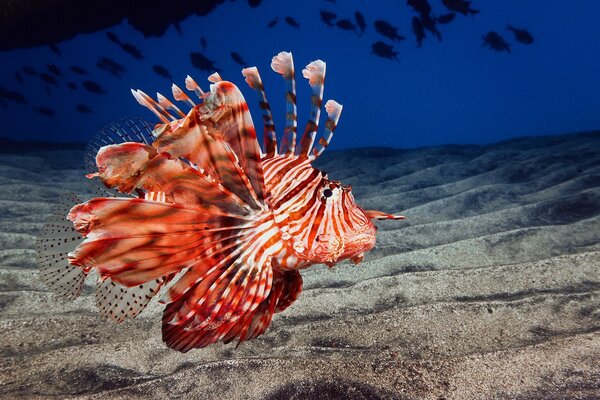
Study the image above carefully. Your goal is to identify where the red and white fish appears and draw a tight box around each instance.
[36,51,405,352]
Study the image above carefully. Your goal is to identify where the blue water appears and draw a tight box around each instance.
[1,0,599,149]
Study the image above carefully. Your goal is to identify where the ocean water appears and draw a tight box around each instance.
[0,1,599,399]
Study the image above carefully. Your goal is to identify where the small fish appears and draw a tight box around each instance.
[355,11,367,36]
[374,20,405,42]
[48,43,62,56]
[22,66,37,76]
[190,52,220,72]
[106,32,121,45]
[67,82,78,91]
[97,57,126,78]
[441,0,479,16]
[40,73,59,85]
[320,10,337,27]
[436,13,456,24]
[70,66,87,75]
[482,31,510,52]
[420,13,441,41]
[412,16,426,47]
[506,25,534,44]
[0,86,27,104]
[47,64,64,77]
[248,0,262,7]
[267,17,279,28]
[15,72,24,84]
[152,65,173,81]
[120,43,144,60]
[76,104,92,114]
[285,16,300,29]
[200,36,208,50]
[407,0,432,15]
[38,51,405,353]
[372,41,399,61]
[82,80,107,94]
[336,19,357,33]
[230,52,248,67]
[33,106,55,116]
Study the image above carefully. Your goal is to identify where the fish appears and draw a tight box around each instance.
[190,52,221,73]
[40,73,59,85]
[76,104,92,114]
[320,10,337,27]
[372,41,399,61]
[33,106,55,116]
[0,86,27,104]
[106,32,121,45]
[49,43,62,56]
[506,25,534,44]
[374,20,406,42]
[82,80,107,94]
[482,31,510,52]
[420,13,442,41]
[412,16,426,47]
[47,64,64,77]
[285,16,300,29]
[120,42,144,60]
[70,66,87,75]
[248,0,262,7]
[97,57,126,78]
[354,11,367,36]
[407,0,432,15]
[436,13,456,24]
[153,65,173,81]
[336,19,357,33]
[67,82,78,91]
[37,51,405,352]
[230,52,248,67]
[441,0,479,16]
[200,36,208,50]
[267,17,279,28]
[22,66,37,76]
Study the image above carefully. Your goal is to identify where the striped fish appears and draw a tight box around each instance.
[36,51,405,352]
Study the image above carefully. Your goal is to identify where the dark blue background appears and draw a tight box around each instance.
[1,0,599,150]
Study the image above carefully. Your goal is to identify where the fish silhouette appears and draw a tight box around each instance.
[190,52,221,72]
[482,31,510,52]
[407,0,432,15]
[47,64,64,77]
[320,10,337,27]
[97,57,126,78]
[48,43,62,56]
[436,13,456,24]
[15,72,24,84]
[70,66,87,75]
[267,17,279,28]
[106,32,121,45]
[120,43,144,60]
[372,41,399,61]
[420,13,441,41]
[0,86,27,104]
[230,52,248,67]
[33,106,55,116]
[83,80,107,94]
[354,11,367,36]
[248,0,262,7]
[67,82,78,91]
[22,66,37,76]
[76,104,92,114]
[412,16,426,47]
[285,16,300,29]
[153,65,173,81]
[200,36,208,50]
[336,19,357,33]
[507,25,534,44]
[40,73,59,85]
[442,0,479,16]
[374,20,405,42]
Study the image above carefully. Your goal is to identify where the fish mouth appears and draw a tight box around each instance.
[342,225,376,261]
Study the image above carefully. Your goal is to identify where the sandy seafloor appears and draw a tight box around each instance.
[0,131,599,399]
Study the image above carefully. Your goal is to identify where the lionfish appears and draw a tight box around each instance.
[36,51,404,352]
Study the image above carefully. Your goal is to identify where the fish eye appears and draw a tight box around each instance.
[323,188,333,198]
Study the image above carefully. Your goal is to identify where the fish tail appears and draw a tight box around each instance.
[271,51,297,155]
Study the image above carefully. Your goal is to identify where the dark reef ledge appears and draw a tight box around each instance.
[0,0,229,51]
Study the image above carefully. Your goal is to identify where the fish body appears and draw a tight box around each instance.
[483,31,510,52]
[412,16,425,47]
[320,10,337,27]
[354,11,366,36]
[38,51,404,352]
[441,0,479,16]
[374,20,405,42]
[507,25,534,44]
